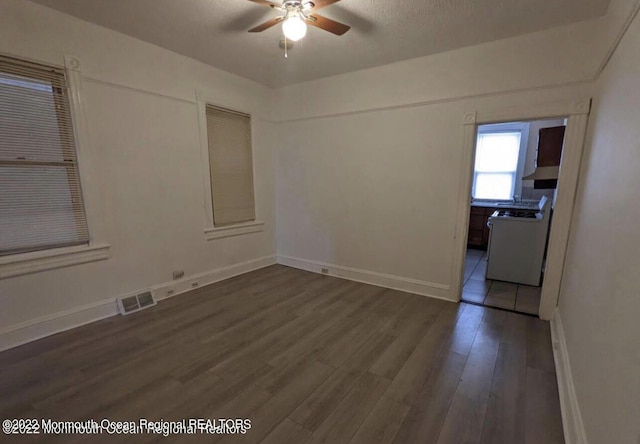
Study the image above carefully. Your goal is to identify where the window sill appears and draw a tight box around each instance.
[0,243,111,279]
[205,221,265,240]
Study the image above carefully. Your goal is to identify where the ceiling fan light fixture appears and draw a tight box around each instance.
[247,0,350,38]
[282,13,307,41]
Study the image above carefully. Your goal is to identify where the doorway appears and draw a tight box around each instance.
[451,99,592,320]
[462,118,565,315]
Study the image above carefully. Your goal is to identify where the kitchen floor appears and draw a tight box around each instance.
[463,249,542,315]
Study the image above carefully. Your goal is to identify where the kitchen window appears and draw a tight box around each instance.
[0,56,89,256]
[472,129,525,200]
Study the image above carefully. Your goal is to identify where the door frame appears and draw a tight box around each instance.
[450,98,592,320]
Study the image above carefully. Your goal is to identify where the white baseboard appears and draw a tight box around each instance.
[276,255,453,302]
[0,255,276,352]
[151,255,276,301]
[0,298,118,352]
[550,309,589,444]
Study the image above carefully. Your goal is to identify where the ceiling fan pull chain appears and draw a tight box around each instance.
[284,37,288,58]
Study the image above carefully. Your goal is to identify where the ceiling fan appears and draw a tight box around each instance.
[248,0,350,42]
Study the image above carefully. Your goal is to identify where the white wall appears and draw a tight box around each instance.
[0,0,277,347]
[276,84,592,300]
[557,9,640,444]
[274,0,639,301]
[274,19,603,122]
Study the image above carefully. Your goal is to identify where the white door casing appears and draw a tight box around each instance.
[451,99,591,320]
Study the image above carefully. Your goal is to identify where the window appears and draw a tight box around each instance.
[205,105,256,226]
[0,56,89,256]
[472,131,523,200]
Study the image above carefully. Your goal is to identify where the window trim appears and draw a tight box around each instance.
[195,90,263,240]
[0,54,110,279]
[0,243,110,279]
[205,221,265,241]
[472,122,530,201]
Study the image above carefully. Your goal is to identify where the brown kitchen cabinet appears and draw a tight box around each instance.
[537,126,565,167]
[467,206,495,249]
[534,125,565,189]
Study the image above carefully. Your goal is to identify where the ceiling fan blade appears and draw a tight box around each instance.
[307,0,341,12]
[308,13,350,35]
[248,16,284,32]
[248,0,279,8]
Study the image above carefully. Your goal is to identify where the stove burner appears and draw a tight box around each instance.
[496,210,538,218]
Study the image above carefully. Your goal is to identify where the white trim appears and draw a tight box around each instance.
[476,122,530,132]
[452,98,591,320]
[63,54,109,245]
[152,255,275,300]
[277,255,453,301]
[205,221,265,240]
[475,98,591,125]
[0,243,110,279]
[0,297,117,352]
[66,78,275,123]
[196,90,217,229]
[550,309,589,444]
[275,80,594,123]
[473,122,530,199]
[0,255,276,351]
[539,112,589,319]
[449,121,478,302]
[84,76,197,106]
[594,0,640,79]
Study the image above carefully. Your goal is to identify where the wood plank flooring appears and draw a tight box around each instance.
[0,265,564,443]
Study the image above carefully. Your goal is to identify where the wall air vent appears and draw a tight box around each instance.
[137,291,155,308]
[117,291,156,315]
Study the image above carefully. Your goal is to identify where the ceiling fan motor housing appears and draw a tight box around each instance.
[281,1,314,10]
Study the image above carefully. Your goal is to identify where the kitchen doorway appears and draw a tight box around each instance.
[451,99,592,320]
[462,119,564,315]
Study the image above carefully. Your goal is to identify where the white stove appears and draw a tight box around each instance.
[486,196,550,286]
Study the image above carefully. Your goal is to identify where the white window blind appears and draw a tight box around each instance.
[205,105,256,226]
[472,131,522,200]
[0,56,89,256]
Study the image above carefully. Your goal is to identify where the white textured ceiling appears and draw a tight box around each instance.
[30,0,610,87]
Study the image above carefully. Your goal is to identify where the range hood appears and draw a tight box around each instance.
[523,125,564,188]
[522,166,559,181]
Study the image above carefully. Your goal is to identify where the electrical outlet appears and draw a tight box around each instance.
[321,268,329,274]
[173,270,184,280]
[166,289,174,296]
[191,281,199,288]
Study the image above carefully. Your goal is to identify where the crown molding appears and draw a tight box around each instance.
[593,0,640,80]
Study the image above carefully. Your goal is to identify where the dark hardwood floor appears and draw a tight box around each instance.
[0,265,564,443]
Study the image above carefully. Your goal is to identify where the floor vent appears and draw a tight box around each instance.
[117,291,156,315]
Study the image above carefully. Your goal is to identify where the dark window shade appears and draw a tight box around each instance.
[0,55,89,256]
[205,105,256,226]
